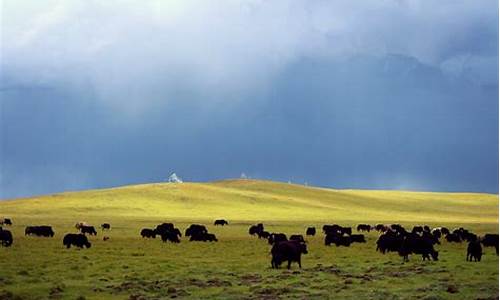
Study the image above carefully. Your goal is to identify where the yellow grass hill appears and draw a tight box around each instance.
[0,179,497,223]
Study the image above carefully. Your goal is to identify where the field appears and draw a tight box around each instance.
[0,179,498,299]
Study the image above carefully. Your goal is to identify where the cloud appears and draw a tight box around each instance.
[2,0,497,114]
[0,1,497,198]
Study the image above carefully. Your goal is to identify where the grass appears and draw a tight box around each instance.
[0,179,498,299]
[1,179,497,223]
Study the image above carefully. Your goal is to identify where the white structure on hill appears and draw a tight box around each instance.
[167,173,183,183]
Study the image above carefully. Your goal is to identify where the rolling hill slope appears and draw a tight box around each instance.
[0,179,497,223]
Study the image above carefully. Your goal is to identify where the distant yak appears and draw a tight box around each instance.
[0,219,12,226]
[80,225,97,236]
[25,226,54,237]
[214,219,228,226]
[141,228,156,238]
[467,240,482,262]
[306,227,316,236]
[63,233,91,249]
[356,224,371,232]
[0,229,13,247]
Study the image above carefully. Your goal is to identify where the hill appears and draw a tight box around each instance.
[0,179,497,223]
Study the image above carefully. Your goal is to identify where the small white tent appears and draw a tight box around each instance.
[167,173,183,183]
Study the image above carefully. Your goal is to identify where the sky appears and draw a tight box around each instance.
[1,0,498,199]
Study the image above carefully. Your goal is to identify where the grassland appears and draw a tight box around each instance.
[0,179,498,299]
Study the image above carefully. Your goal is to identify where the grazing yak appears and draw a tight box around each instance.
[25,226,55,237]
[323,224,341,234]
[185,224,208,237]
[0,218,12,226]
[399,234,438,262]
[0,229,13,247]
[161,231,181,243]
[205,233,218,242]
[156,223,174,234]
[172,228,182,238]
[340,227,352,236]
[268,233,287,245]
[289,235,305,243]
[249,224,264,236]
[431,228,442,239]
[156,223,182,238]
[271,240,308,269]
[447,228,477,243]
[376,231,404,254]
[214,219,228,226]
[446,233,461,243]
[323,225,351,236]
[25,226,35,236]
[481,234,499,255]
[390,224,402,230]
[350,234,366,243]
[375,224,388,232]
[463,232,478,242]
[101,223,111,230]
[452,228,475,242]
[422,231,440,245]
[391,225,408,235]
[63,233,91,249]
[80,225,97,236]
[306,227,316,236]
[75,222,89,230]
[357,224,371,232]
[467,240,482,262]
[144,223,182,242]
[411,226,424,234]
[189,232,218,242]
[258,231,270,239]
[325,234,351,247]
[141,228,157,238]
[440,227,450,235]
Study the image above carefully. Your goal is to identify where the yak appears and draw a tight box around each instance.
[63,233,91,249]
[271,240,308,269]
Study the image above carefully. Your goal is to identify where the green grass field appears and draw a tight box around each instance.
[0,179,498,299]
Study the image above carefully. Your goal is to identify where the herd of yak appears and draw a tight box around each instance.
[247,222,498,268]
[0,218,498,269]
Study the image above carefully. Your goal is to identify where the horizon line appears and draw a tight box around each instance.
[1,178,498,201]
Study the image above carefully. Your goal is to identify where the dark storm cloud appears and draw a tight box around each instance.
[1,1,498,198]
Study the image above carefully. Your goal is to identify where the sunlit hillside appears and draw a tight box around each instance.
[0,179,497,223]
